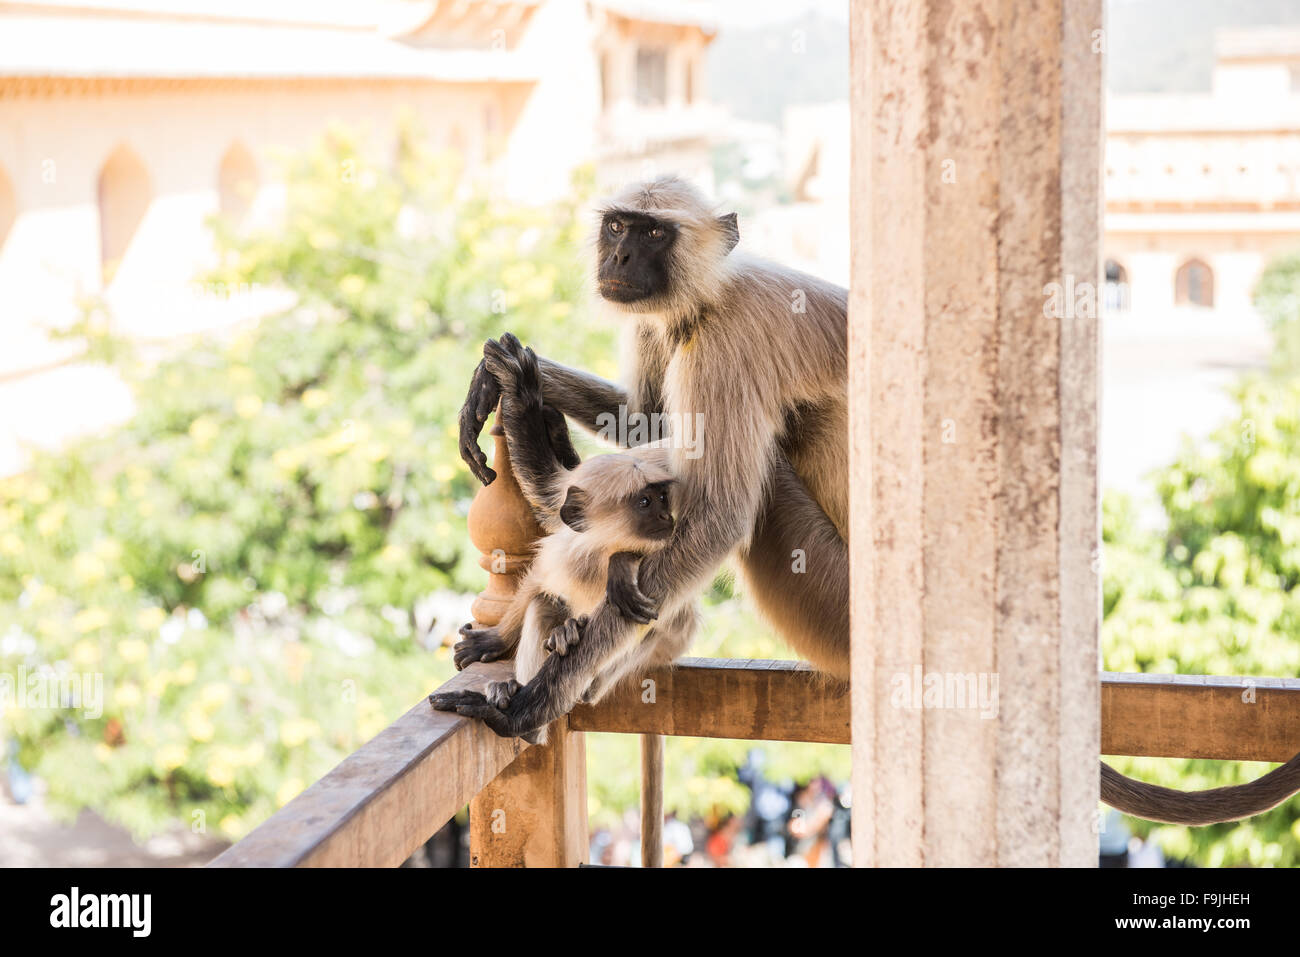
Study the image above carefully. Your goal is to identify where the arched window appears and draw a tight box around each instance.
[218,142,259,227]
[1104,258,1129,313]
[97,144,151,285]
[1175,257,1214,308]
[0,163,15,253]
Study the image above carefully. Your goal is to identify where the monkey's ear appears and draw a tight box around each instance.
[717,212,739,254]
[560,487,590,531]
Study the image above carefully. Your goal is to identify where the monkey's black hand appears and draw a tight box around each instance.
[459,356,501,486]
[606,551,661,625]
[453,622,509,671]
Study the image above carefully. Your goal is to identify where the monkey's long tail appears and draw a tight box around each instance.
[1101,752,1300,825]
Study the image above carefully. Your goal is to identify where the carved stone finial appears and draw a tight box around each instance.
[466,403,543,627]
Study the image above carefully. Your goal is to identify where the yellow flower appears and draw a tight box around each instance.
[36,504,66,536]
[207,759,235,788]
[432,464,455,483]
[174,660,197,686]
[73,607,110,633]
[118,574,135,590]
[277,777,305,807]
[136,606,167,631]
[308,229,339,250]
[301,388,330,409]
[272,447,303,473]
[339,274,367,296]
[117,638,149,663]
[279,717,320,748]
[236,741,265,766]
[184,708,214,743]
[0,533,21,556]
[72,552,106,584]
[219,814,244,838]
[188,415,220,446]
[71,640,100,667]
[157,744,187,770]
[198,682,230,711]
[235,395,263,419]
[115,683,142,708]
[229,365,254,385]
[93,538,123,561]
[379,544,409,564]
[147,669,172,697]
[231,666,251,684]
[29,483,51,505]
[94,743,114,763]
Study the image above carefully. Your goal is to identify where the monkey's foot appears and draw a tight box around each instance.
[544,615,588,656]
[483,333,540,411]
[485,678,521,710]
[427,683,553,741]
[453,622,508,671]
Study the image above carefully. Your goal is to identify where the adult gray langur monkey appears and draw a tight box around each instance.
[449,174,849,733]
[444,174,1300,828]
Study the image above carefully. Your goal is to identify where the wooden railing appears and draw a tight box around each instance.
[209,662,1300,867]
[209,411,1300,867]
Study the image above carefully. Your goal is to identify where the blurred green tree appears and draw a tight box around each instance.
[1102,365,1300,865]
[0,126,837,846]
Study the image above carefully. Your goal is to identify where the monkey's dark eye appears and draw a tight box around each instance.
[607,220,624,235]
[659,492,668,504]
[637,496,650,509]
[649,226,665,240]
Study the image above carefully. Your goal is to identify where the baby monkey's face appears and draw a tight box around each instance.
[629,480,675,542]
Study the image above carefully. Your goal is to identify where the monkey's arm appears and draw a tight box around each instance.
[459,333,630,485]
[430,603,696,739]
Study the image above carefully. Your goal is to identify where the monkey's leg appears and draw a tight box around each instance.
[739,455,849,682]
[431,599,653,739]
[512,593,571,686]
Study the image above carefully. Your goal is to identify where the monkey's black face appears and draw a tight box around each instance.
[630,480,675,541]
[596,212,676,305]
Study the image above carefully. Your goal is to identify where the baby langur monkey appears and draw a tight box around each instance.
[474,449,676,743]
[438,335,686,744]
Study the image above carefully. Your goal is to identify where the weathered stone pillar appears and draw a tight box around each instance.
[849,0,1102,866]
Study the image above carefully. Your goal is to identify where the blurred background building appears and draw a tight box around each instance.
[0,0,721,473]
[1104,29,1300,318]
[0,0,718,359]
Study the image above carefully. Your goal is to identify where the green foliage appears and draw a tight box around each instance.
[0,124,840,845]
[1102,372,1300,866]
[0,127,609,840]
[1253,250,1300,371]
